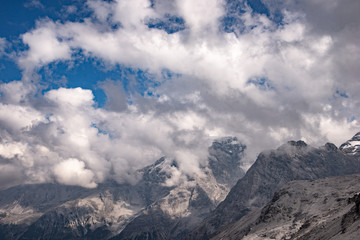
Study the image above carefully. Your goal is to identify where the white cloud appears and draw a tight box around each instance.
[0,104,43,133]
[0,80,34,104]
[53,158,97,188]
[45,87,94,108]
[87,0,113,22]
[112,0,155,29]
[0,142,26,159]
[176,0,224,35]
[1,0,359,188]
[19,21,71,71]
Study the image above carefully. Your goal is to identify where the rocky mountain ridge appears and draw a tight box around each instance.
[2,132,360,240]
[187,132,360,239]
[0,137,246,240]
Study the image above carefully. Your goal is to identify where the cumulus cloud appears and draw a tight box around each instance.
[1,0,360,188]
[24,0,45,9]
[53,158,97,188]
[19,21,72,72]
[99,80,128,112]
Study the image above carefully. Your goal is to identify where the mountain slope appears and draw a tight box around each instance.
[187,140,360,239]
[0,182,149,240]
[211,174,360,240]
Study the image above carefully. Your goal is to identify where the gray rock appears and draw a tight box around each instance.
[211,174,360,240]
[187,139,360,239]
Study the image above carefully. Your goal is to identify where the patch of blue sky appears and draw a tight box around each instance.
[36,56,173,108]
[146,15,186,34]
[0,0,89,40]
[91,122,110,136]
[247,77,275,91]
[161,68,181,80]
[348,116,356,123]
[221,0,284,35]
[246,0,270,16]
[0,58,22,83]
[335,90,349,99]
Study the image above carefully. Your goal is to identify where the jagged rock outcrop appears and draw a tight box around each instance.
[187,139,360,239]
[211,174,360,240]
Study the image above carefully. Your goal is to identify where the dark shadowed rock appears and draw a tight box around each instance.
[211,174,360,240]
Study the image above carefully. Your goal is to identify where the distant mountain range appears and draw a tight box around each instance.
[1,132,360,240]
[0,137,246,240]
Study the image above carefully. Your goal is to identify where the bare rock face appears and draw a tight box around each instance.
[211,174,360,240]
[187,139,360,240]
[208,137,246,187]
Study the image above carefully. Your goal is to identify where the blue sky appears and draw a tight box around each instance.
[0,0,360,189]
[0,0,281,106]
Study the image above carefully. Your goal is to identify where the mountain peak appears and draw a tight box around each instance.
[287,140,307,148]
[210,137,246,155]
[324,142,338,152]
[339,132,360,155]
[208,137,246,187]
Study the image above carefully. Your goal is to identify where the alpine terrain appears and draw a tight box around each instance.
[0,137,246,240]
[187,132,360,239]
[211,174,360,240]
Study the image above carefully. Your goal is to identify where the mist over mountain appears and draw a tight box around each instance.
[0,137,246,240]
[2,132,360,240]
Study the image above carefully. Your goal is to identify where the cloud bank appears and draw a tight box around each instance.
[0,0,359,189]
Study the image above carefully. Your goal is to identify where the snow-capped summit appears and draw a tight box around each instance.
[340,132,360,156]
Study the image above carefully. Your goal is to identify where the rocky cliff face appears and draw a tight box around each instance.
[0,137,246,240]
[187,138,360,239]
[211,174,360,240]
